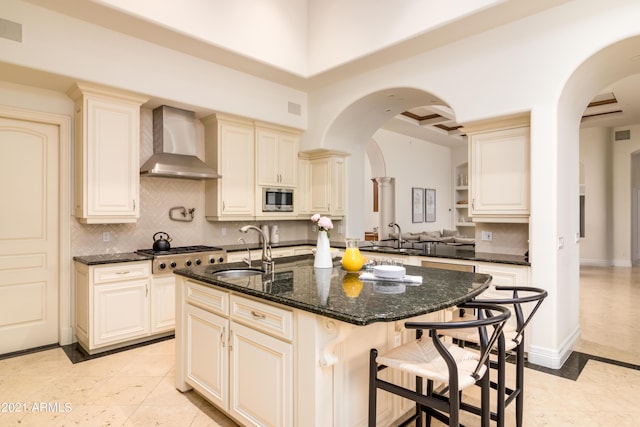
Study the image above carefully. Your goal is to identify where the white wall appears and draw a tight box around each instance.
[371,128,452,234]
[3,0,307,130]
[579,127,612,266]
[307,0,500,75]
[613,124,640,266]
[93,0,309,76]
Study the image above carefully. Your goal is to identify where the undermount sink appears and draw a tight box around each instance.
[211,268,265,279]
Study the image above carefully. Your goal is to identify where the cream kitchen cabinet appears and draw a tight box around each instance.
[296,158,312,216]
[67,83,148,224]
[176,274,455,426]
[299,149,348,218]
[178,279,293,427]
[184,282,229,409]
[150,274,177,334]
[204,114,255,221]
[74,260,151,354]
[465,114,530,222]
[74,260,175,354]
[255,124,300,188]
[228,295,293,426]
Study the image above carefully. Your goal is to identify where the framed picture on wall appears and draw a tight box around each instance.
[425,188,436,222]
[412,187,424,223]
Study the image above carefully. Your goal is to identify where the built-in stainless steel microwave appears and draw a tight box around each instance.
[263,187,294,212]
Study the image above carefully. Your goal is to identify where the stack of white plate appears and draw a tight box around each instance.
[372,265,406,279]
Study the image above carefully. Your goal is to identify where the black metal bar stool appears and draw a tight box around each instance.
[444,286,547,427]
[368,302,511,427]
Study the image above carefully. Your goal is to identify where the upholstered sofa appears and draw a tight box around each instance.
[388,229,475,245]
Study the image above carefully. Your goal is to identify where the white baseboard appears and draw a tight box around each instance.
[579,258,610,267]
[59,326,74,346]
[527,325,580,369]
[613,259,632,267]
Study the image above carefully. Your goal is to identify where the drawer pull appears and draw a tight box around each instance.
[251,310,266,320]
[115,271,131,275]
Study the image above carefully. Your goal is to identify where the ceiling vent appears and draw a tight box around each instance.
[615,129,631,141]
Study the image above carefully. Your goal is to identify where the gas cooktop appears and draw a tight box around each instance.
[136,245,224,256]
[136,246,228,273]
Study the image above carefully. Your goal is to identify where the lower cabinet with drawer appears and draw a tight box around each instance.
[180,279,293,427]
[74,260,173,354]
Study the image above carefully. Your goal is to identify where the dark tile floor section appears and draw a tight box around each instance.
[60,335,175,364]
[524,351,640,381]
[0,343,59,361]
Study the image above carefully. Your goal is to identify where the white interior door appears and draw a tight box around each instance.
[0,116,59,354]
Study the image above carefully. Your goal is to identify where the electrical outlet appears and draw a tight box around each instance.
[102,231,110,242]
[221,227,227,236]
[338,225,343,234]
[481,231,493,241]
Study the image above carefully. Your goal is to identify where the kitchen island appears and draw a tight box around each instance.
[173,255,491,427]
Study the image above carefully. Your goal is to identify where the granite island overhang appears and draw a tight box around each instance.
[173,255,492,426]
[172,254,491,326]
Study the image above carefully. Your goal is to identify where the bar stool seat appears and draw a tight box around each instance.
[442,285,548,427]
[369,302,511,427]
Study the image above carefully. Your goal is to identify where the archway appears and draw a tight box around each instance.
[548,35,640,366]
[321,87,453,239]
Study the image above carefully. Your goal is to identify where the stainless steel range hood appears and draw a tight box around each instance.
[140,105,220,179]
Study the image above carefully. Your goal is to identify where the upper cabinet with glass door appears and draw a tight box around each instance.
[464,114,530,223]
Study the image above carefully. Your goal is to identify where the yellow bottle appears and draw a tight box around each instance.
[341,238,364,272]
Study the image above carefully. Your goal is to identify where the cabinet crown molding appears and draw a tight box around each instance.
[254,121,303,135]
[298,148,350,160]
[66,82,149,104]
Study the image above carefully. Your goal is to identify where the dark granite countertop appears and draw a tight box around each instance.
[173,255,491,326]
[73,252,153,265]
[72,239,529,268]
[223,240,530,266]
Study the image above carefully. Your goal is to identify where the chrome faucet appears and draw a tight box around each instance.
[237,237,252,267]
[388,222,403,249]
[239,225,274,272]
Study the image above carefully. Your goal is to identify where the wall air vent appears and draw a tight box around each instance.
[615,129,631,141]
[0,18,22,42]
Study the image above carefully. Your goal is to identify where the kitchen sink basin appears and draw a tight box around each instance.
[211,268,265,279]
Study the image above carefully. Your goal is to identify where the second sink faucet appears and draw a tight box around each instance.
[388,222,403,249]
[239,225,274,272]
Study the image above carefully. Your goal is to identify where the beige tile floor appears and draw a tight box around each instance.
[0,265,638,426]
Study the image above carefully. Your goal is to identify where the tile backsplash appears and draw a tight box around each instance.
[474,222,529,255]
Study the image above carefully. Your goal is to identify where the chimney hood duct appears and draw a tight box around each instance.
[140,105,220,179]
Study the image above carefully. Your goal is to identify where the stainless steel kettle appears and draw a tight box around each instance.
[152,232,172,252]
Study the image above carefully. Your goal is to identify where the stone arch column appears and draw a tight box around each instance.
[375,177,394,240]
